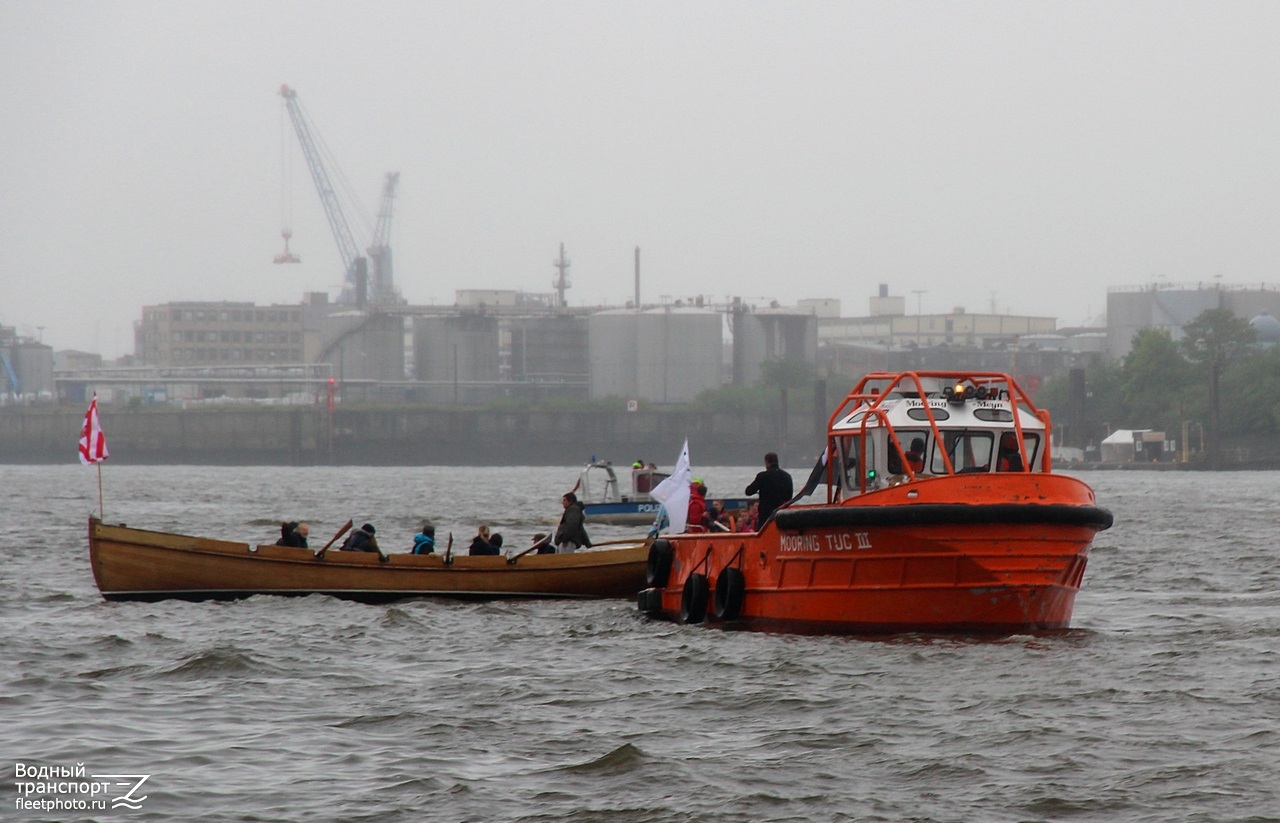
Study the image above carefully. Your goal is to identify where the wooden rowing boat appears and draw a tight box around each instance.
[89,518,649,603]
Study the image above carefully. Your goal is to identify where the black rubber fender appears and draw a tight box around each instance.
[646,539,674,587]
[636,587,663,614]
[680,573,709,624]
[773,502,1114,532]
[713,567,746,621]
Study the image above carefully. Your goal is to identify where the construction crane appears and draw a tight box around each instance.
[367,172,401,305]
[278,83,372,306]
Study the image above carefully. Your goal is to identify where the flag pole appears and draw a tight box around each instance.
[81,393,109,519]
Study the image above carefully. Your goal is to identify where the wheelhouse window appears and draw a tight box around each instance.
[1020,432,1042,469]
[994,430,1043,471]
[837,434,881,493]
[973,408,1014,422]
[887,430,929,476]
[932,430,995,473]
[907,407,949,421]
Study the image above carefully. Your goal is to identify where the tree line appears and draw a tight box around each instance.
[1035,308,1274,461]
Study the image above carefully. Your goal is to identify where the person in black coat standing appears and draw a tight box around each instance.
[555,492,591,553]
[745,452,793,527]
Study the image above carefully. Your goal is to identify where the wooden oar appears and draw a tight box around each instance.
[507,534,648,565]
[314,519,353,560]
[585,537,653,549]
[507,534,552,564]
[443,532,454,565]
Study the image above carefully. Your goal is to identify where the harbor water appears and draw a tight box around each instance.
[3,464,1278,822]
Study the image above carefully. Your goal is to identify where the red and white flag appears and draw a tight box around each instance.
[78,394,109,464]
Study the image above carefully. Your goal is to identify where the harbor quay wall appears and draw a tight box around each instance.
[0,406,823,466]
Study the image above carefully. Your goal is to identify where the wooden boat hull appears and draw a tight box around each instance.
[89,519,648,603]
[639,474,1112,634]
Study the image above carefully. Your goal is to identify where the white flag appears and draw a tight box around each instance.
[650,439,692,534]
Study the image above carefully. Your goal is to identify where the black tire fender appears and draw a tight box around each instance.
[680,573,709,624]
[713,567,746,621]
[646,539,674,588]
[636,587,663,614]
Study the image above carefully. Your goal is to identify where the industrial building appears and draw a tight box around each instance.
[818,339,1096,396]
[1,324,54,402]
[1106,282,1280,359]
[731,304,818,384]
[809,285,1099,395]
[134,301,309,366]
[817,285,1057,350]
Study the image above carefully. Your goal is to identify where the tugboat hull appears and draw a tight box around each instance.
[642,506,1106,634]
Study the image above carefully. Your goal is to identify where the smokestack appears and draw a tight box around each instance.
[634,247,641,310]
[879,283,889,298]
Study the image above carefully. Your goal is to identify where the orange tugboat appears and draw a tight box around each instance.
[637,371,1113,634]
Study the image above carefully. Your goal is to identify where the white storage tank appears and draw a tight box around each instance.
[589,308,722,403]
[413,315,499,382]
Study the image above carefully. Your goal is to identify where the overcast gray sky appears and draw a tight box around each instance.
[2,1,1277,357]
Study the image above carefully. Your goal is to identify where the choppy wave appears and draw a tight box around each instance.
[157,647,269,678]
[559,743,647,775]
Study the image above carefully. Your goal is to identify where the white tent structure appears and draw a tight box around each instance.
[1101,429,1169,463]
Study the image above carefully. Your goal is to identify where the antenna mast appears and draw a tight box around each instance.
[552,243,571,308]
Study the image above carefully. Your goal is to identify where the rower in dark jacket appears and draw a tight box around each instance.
[341,523,379,552]
[745,451,794,526]
[469,524,500,556]
[275,521,309,548]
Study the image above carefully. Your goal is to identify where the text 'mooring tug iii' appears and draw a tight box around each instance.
[638,371,1114,634]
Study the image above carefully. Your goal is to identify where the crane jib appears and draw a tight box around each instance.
[278,84,399,306]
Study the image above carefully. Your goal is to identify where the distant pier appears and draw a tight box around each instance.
[0,406,822,467]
